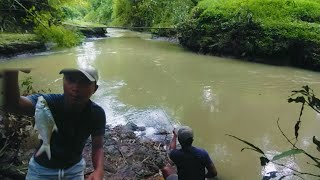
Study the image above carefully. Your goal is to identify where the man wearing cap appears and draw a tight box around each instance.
[167,126,218,180]
[3,68,106,180]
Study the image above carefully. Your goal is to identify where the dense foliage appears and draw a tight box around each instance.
[178,0,320,70]
[28,12,84,47]
[0,0,51,31]
[88,0,195,35]
[112,0,194,27]
[84,0,113,24]
[0,0,86,47]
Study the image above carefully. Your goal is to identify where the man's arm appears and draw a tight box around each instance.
[205,162,218,178]
[87,135,104,180]
[169,129,177,151]
[3,70,34,115]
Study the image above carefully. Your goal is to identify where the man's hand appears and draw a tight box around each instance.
[173,128,177,137]
[169,128,177,151]
[19,68,31,73]
[86,169,104,180]
[3,68,34,115]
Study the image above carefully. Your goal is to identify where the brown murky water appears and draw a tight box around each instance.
[1,29,320,179]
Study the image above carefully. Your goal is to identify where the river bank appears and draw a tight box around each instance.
[0,33,46,59]
[0,25,107,59]
[0,112,170,180]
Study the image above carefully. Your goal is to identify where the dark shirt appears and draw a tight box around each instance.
[28,94,106,169]
[169,146,213,180]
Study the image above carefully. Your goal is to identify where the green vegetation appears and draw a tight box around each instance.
[0,33,39,46]
[178,0,320,70]
[30,12,84,47]
[84,0,113,24]
[86,0,195,35]
[0,0,87,47]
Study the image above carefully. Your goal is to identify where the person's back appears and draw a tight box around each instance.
[170,146,211,180]
[168,126,217,180]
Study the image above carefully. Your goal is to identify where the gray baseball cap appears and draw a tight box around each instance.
[178,126,194,143]
[59,67,99,82]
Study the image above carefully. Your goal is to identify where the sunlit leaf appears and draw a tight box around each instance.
[271,149,304,161]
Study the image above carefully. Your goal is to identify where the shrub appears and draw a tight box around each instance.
[178,0,320,70]
[30,12,84,47]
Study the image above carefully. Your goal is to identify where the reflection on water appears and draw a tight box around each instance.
[262,150,299,179]
[76,41,100,69]
[202,86,219,112]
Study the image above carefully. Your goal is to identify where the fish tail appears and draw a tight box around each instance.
[35,144,51,160]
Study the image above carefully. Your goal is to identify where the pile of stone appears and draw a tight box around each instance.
[83,122,171,180]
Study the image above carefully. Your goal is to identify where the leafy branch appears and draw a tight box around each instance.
[228,86,320,179]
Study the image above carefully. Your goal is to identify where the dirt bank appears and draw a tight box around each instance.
[0,33,46,58]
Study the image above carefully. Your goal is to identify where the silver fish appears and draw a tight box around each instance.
[34,96,58,160]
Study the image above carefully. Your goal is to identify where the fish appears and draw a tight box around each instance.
[34,96,58,160]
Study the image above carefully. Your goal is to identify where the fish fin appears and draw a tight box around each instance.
[52,124,58,132]
[35,144,51,160]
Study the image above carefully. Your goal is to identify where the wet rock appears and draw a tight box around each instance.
[105,145,120,156]
[124,122,146,132]
[83,125,169,179]
[154,129,170,135]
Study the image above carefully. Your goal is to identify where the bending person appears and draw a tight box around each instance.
[168,126,218,180]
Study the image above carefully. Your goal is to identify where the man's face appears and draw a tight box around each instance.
[63,72,97,108]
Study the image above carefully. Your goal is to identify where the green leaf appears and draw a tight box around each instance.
[271,149,304,161]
